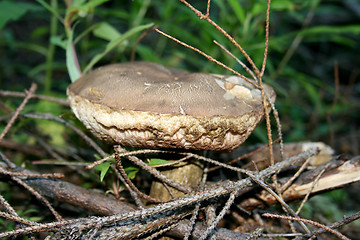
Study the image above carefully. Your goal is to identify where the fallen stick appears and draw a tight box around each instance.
[239,156,360,210]
[1,149,318,239]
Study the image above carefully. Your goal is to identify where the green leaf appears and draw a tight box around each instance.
[74,22,103,44]
[271,25,360,48]
[83,22,154,74]
[124,166,139,179]
[228,0,245,23]
[66,28,82,82]
[93,155,115,182]
[68,0,110,18]
[35,0,63,23]
[271,0,296,11]
[72,0,87,7]
[94,161,112,182]
[0,1,40,29]
[252,2,265,16]
[299,78,320,105]
[50,35,67,49]
[148,158,171,166]
[298,25,360,35]
[93,22,121,41]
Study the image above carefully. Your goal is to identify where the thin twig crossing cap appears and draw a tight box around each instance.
[67,61,275,151]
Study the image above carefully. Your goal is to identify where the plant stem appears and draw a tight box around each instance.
[44,0,58,94]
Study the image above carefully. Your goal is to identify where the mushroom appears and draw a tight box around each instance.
[67,61,276,200]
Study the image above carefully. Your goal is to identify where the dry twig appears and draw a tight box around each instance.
[115,155,164,203]
[299,211,360,240]
[11,176,63,221]
[263,213,350,240]
[114,145,192,194]
[21,113,106,158]
[0,89,69,106]
[0,83,37,143]
[0,148,318,239]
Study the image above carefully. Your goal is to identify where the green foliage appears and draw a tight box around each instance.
[92,157,141,182]
[299,189,351,222]
[29,99,68,144]
[93,156,115,182]
[0,206,43,232]
[35,0,154,82]
[16,208,43,222]
[148,158,171,166]
[125,166,139,180]
[82,22,154,74]
[66,26,82,82]
[66,0,110,15]
[0,1,41,29]
[94,161,112,182]
[93,22,121,41]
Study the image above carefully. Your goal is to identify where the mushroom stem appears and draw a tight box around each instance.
[150,159,203,201]
[148,159,203,240]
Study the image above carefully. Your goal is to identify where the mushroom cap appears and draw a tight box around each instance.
[67,61,275,151]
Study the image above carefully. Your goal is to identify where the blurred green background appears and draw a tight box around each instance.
[1,0,359,153]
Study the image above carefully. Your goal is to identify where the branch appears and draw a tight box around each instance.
[239,156,360,210]
[0,89,69,106]
[0,83,37,143]
[23,177,135,216]
[0,148,318,239]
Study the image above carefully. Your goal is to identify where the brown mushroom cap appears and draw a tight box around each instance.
[67,61,275,151]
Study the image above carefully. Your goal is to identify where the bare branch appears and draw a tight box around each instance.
[296,164,328,214]
[263,213,350,240]
[205,0,211,17]
[85,154,115,169]
[155,28,258,88]
[115,156,164,203]
[22,113,107,158]
[11,176,63,221]
[0,83,37,143]
[0,148,318,239]
[260,0,272,77]
[301,211,360,239]
[178,0,260,75]
[0,211,39,226]
[0,167,64,179]
[238,156,360,211]
[199,190,237,240]
[0,89,69,106]
[213,40,258,82]
[0,194,18,217]
[114,145,192,194]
